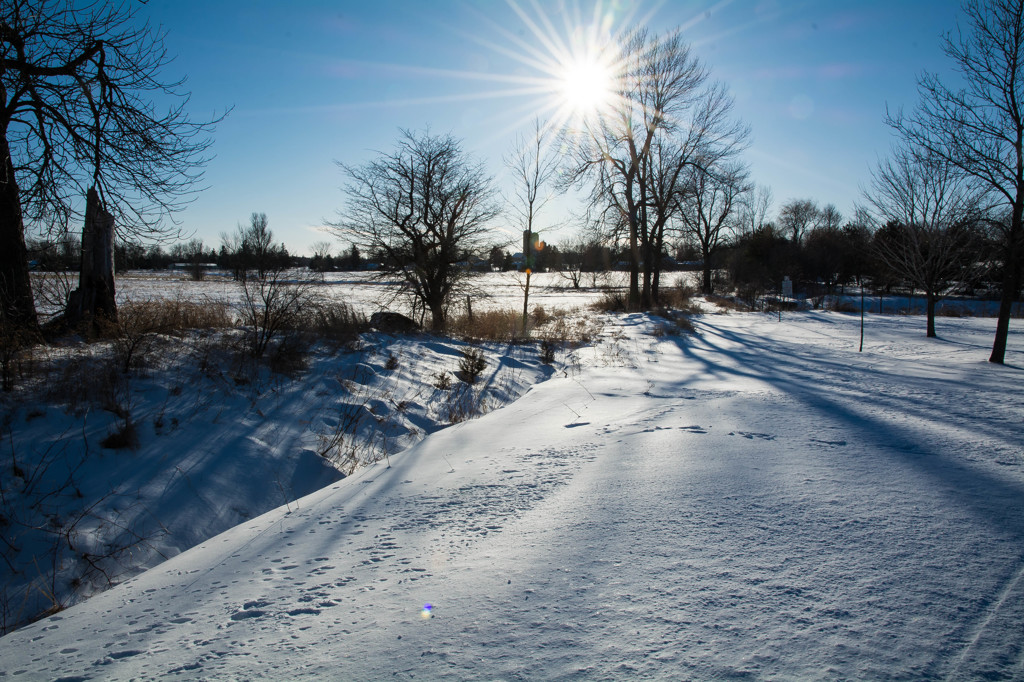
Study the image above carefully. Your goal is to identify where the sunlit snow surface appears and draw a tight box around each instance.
[2,304,1023,680]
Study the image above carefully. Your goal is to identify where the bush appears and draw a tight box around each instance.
[298,302,368,345]
[458,348,486,384]
[238,271,319,359]
[100,419,139,450]
[830,300,860,314]
[539,338,557,364]
[937,304,973,318]
[650,307,697,336]
[658,280,699,313]
[591,289,630,312]
[531,305,552,327]
[707,294,749,312]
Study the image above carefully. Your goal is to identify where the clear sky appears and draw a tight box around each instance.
[143,0,967,256]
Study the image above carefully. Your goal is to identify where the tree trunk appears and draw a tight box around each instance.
[628,220,640,311]
[989,257,1021,364]
[989,204,1023,364]
[0,133,38,329]
[651,236,663,305]
[429,301,445,333]
[701,244,713,296]
[521,269,531,336]
[926,290,937,338]
[66,187,117,329]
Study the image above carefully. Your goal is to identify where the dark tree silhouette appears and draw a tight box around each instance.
[1,0,221,329]
[677,160,750,295]
[889,0,1024,362]
[565,28,747,309]
[333,130,497,331]
[863,145,986,337]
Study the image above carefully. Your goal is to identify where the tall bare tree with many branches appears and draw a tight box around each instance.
[863,145,986,337]
[889,0,1024,363]
[333,130,497,332]
[565,27,747,309]
[678,160,751,295]
[0,0,221,329]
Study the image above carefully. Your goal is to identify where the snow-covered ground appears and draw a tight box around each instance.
[108,269,629,318]
[2,307,1021,680]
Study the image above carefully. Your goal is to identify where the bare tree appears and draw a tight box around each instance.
[221,213,286,281]
[176,238,207,281]
[736,184,774,237]
[778,199,821,244]
[889,0,1023,363]
[820,204,844,231]
[332,130,497,332]
[309,241,334,276]
[565,28,747,309]
[242,212,275,280]
[0,0,221,328]
[506,119,560,335]
[862,145,986,337]
[677,161,751,295]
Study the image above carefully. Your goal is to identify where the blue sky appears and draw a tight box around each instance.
[144,0,967,256]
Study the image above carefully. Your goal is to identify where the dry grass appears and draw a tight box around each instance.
[706,294,750,312]
[658,280,700,314]
[120,297,234,333]
[590,289,630,312]
[650,306,697,337]
[291,301,368,346]
[449,308,527,342]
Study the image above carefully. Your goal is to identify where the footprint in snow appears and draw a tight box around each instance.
[810,438,847,447]
[729,431,776,441]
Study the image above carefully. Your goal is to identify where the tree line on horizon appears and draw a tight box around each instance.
[1,0,1021,361]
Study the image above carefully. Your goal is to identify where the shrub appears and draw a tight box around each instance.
[434,371,452,390]
[0,320,36,392]
[658,280,700,313]
[707,294,749,312]
[238,271,318,359]
[113,297,235,373]
[830,300,860,314]
[937,304,973,318]
[458,348,487,384]
[100,419,139,450]
[299,301,368,345]
[539,338,557,364]
[531,305,552,327]
[650,308,697,337]
[591,289,630,312]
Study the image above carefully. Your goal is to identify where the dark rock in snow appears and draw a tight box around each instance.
[370,312,420,334]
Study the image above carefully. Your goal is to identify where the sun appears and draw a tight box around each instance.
[558,54,616,116]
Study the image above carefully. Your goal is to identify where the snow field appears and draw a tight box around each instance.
[1,309,1021,679]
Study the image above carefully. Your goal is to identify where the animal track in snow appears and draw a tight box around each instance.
[729,431,776,441]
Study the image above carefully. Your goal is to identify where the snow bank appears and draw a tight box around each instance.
[2,310,1021,680]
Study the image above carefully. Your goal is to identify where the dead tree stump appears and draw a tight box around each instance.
[66,187,117,328]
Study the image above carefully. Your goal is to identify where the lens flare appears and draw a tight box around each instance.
[421,603,433,619]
